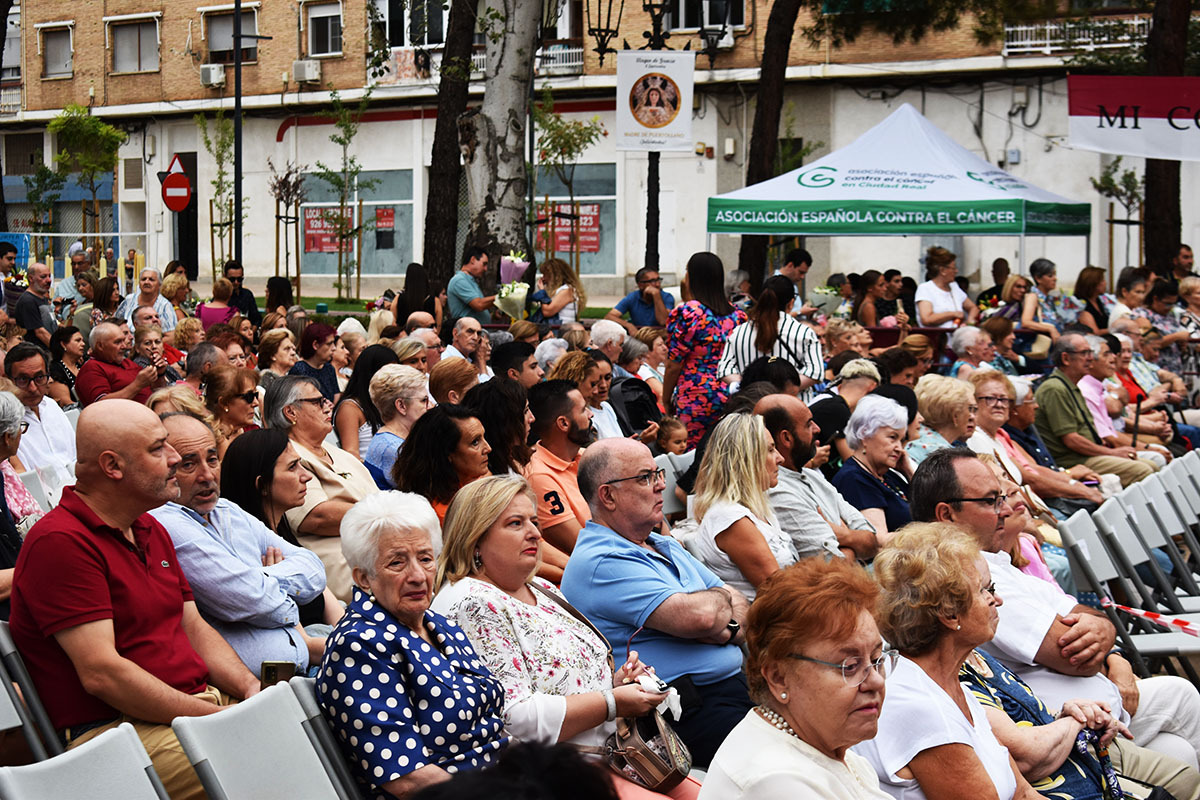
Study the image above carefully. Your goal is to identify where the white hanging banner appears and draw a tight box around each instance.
[615,50,695,152]
[1068,75,1200,162]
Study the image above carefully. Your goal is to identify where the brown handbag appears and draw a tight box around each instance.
[528,583,693,792]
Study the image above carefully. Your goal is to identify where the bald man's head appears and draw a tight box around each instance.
[578,437,646,502]
[76,399,180,510]
[578,438,663,539]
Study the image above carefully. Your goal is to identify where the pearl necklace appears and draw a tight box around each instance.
[756,705,797,737]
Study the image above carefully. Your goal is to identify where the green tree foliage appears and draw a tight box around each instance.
[22,163,66,262]
[312,87,379,301]
[532,86,606,258]
[48,104,126,250]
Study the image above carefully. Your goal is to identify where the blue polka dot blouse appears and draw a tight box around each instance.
[316,588,509,798]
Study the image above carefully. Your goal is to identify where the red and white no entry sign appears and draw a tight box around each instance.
[162,154,192,212]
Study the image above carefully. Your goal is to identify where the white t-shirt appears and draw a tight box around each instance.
[591,401,624,439]
[684,501,797,601]
[979,550,1127,720]
[854,656,1017,800]
[914,280,968,328]
[701,711,891,800]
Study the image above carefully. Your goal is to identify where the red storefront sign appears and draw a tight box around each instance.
[535,202,601,253]
[303,207,354,253]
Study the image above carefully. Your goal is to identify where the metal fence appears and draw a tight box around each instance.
[1003,16,1151,56]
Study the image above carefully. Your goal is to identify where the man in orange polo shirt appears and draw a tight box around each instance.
[527,380,594,580]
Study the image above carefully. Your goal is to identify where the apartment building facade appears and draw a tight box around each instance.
[0,0,1194,294]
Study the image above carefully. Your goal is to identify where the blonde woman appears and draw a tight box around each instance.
[364,364,429,486]
[147,385,221,438]
[161,272,191,323]
[431,475,699,800]
[907,374,978,465]
[825,318,864,362]
[686,413,795,602]
[429,356,479,406]
[173,316,204,356]
[365,309,395,344]
[390,336,429,372]
[537,257,587,324]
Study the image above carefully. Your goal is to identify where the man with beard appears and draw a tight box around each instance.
[755,393,878,561]
[9,400,260,800]
[150,413,328,677]
[526,379,594,567]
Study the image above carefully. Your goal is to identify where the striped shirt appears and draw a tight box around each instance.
[717,312,824,400]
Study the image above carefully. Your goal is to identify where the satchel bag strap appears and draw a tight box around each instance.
[528,582,616,672]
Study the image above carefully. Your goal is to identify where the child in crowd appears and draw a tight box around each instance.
[651,416,688,456]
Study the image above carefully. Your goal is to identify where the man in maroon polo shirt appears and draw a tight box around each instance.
[9,399,260,800]
[75,321,165,405]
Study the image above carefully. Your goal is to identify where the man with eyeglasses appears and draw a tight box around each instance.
[409,328,443,371]
[1034,333,1155,487]
[150,413,327,678]
[223,261,261,327]
[75,321,166,406]
[3,342,75,474]
[562,437,754,767]
[526,380,594,581]
[605,267,675,334]
[911,447,1200,786]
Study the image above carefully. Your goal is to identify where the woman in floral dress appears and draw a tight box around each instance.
[662,253,747,448]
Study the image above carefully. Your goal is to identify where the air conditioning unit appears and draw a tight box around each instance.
[200,63,226,87]
[293,59,321,84]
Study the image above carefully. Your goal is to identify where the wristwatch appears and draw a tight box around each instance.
[725,620,740,643]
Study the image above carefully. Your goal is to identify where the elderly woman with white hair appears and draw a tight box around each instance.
[948,326,997,381]
[534,337,568,373]
[0,392,30,619]
[363,364,429,488]
[831,394,912,546]
[316,491,508,800]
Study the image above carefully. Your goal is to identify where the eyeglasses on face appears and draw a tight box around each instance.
[638,277,663,286]
[294,396,331,408]
[12,374,48,388]
[234,390,258,404]
[7,422,29,435]
[603,467,667,488]
[789,648,899,686]
[947,490,1019,513]
[977,395,1011,408]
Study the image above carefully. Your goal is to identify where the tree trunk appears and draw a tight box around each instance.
[459,0,539,289]
[737,0,803,296]
[422,0,476,287]
[1143,0,1188,274]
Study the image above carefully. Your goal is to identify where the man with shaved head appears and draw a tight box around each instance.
[405,310,435,333]
[561,438,753,767]
[75,321,165,405]
[755,392,877,561]
[9,400,260,800]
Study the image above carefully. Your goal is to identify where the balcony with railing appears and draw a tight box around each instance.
[1003,15,1149,56]
[0,85,20,116]
[371,39,584,86]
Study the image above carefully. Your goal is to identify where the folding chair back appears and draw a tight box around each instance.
[667,449,695,477]
[172,683,342,800]
[1092,497,1164,609]
[1134,478,1200,595]
[15,473,49,514]
[1059,510,1122,587]
[0,622,62,757]
[1163,462,1200,518]
[63,407,80,431]
[655,453,685,516]
[0,722,168,799]
[288,678,359,800]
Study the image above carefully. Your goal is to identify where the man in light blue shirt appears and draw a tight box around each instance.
[605,267,675,333]
[560,437,753,767]
[447,245,496,325]
[151,412,328,677]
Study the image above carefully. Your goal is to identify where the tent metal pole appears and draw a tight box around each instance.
[1019,235,1026,271]
[1085,234,1091,267]
[706,232,713,252]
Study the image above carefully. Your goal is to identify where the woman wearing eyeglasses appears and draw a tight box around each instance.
[906,374,977,467]
[204,364,260,457]
[856,523,1040,800]
[687,413,795,602]
[701,557,893,799]
[432,475,700,800]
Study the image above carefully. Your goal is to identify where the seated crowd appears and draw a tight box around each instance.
[4,245,1200,800]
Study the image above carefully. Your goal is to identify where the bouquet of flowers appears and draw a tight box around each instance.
[500,250,530,285]
[496,280,529,321]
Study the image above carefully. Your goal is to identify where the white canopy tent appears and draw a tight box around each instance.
[707,104,1090,251]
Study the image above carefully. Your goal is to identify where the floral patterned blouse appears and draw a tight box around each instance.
[433,576,616,749]
[1134,305,1186,375]
[1033,287,1083,331]
[667,301,747,448]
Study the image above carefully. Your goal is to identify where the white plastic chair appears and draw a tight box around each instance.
[0,722,168,799]
[655,453,685,516]
[288,677,360,800]
[172,683,346,800]
[63,407,80,431]
[15,472,49,513]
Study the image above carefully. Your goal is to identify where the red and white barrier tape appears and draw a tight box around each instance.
[1101,599,1200,637]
